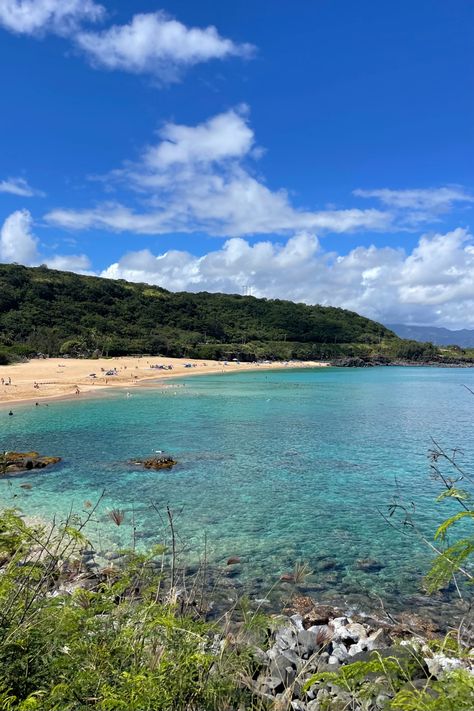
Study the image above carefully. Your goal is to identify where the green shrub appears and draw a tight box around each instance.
[0,510,260,711]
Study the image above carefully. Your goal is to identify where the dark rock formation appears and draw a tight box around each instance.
[356,558,385,572]
[132,455,177,470]
[1,451,61,475]
[331,357,374,367]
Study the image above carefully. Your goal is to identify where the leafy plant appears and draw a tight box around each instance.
[0,508,269,710]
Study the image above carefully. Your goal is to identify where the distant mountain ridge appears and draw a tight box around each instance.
[388,324,474,348]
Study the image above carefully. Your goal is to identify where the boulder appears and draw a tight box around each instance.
[303,603,344,627]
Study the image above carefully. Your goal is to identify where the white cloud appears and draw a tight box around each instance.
[0,176,45,197]
[45,253,91,272]
[354,186,474,224]
[46,109,393,236]
[144,106,254,168]
[101,228,474,329]
[0,209,39,263]
[0,209,91,270]
[0,0,104,36]
[4,209,474,327]
[75,10,254,79]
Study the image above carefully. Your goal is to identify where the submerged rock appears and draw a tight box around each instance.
[1,451,61,474]
[226,556,241,565]
[356,558,385,572]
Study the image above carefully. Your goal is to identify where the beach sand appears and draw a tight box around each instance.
[0,356,329,405]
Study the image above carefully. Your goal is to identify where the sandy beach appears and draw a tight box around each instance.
[0,356,329,405]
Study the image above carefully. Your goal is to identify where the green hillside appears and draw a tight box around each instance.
[0,262,412,362]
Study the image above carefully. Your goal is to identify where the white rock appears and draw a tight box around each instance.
[425,653,465,678]
[337,622,368,643]
[348,641,366,656]
[331,643,349,662]
[289,614,304,631]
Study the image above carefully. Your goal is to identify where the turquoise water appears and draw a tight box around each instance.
[1,367,473,616]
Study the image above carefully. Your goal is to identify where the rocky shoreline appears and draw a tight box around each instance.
[1,511,472,711]
[331,356,474,368]
[252,602,473,710]
[30,548,474,710]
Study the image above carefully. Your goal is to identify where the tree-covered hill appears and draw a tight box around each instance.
[0,262,418,362]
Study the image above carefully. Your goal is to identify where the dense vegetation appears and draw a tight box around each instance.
[0,508,259,711]
[0,262,397,362]
[1,263,472,365]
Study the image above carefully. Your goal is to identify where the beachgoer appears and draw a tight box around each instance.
[8,411,13,416]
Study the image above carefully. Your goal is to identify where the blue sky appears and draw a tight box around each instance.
[0,0,473,327]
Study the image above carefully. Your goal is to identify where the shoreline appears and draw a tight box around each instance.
[10,510,472,636]
[0,356,330,407]
[8,510,474,639]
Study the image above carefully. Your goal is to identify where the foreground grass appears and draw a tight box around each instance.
[0,507,472,711]
[0,509,263,711]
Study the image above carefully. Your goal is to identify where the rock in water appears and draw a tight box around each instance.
[226,556,241,565]
[1,451,61,474]
[132,455,177,470]
[356,558,384,572]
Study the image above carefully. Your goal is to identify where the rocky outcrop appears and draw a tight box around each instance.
[1,451,61,474]
[132,455,177,470]
[251,604,473,710]
[331,357,374,367]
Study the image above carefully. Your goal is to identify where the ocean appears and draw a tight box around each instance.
[2,366,473,617]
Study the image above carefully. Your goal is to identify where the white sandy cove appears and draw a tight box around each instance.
[0,356,329,405]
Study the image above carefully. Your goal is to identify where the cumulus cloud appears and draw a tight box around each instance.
[75,10,255,79]
[0,176,45,197]
[101,228,474,329]
[0,0,104,36]
[4,208,474,327]
[45,253,92,271]
[46,109,392,236]
[0,209,39,263]
[0,209,90,271]
[0,4,252,83]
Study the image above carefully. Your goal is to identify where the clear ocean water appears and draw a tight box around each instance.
[2,366,473,617]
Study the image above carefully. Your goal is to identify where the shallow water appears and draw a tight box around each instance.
[1,366,473,616]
